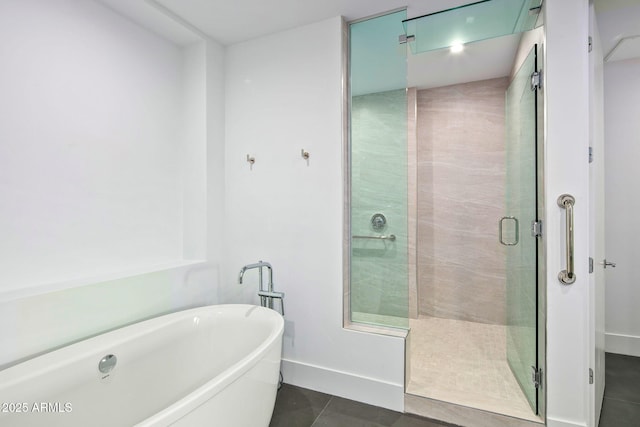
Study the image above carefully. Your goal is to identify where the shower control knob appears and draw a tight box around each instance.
[371,213,387,231]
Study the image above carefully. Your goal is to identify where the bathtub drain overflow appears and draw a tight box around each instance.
[98,354,117,374]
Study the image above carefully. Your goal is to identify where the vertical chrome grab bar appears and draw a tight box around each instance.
[557,194,576,284]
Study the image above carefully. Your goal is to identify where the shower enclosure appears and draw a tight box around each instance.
[346,0,545,423]
[348,10,410,329]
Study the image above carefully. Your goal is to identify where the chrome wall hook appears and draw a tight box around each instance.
[246,154,255,170]
[301,149,310,165]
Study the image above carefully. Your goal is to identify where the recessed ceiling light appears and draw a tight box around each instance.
[450,42,464,53]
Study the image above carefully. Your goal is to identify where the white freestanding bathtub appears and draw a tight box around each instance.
[0,304,284,426]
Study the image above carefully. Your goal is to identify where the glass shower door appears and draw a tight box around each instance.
[349,10,409,329]
[504,45,539,413]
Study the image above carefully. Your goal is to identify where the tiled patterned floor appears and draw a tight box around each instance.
[269,384,451,427]
[406,316,539,422]
[599,353,640,426]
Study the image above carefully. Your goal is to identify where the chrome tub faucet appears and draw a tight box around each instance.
[238,261,284,315]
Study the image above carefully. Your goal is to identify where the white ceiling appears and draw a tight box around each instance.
[96,0,202,45]
[98,0,473,46]
[94,0,640,92]
[408,33,521,90]
[97,1,640,61]
[153,0,480,46]
[98,0,523,92]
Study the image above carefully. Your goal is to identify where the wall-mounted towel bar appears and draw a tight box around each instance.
[352,234,396,241]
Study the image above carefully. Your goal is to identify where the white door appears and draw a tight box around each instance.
[588,3,606,425]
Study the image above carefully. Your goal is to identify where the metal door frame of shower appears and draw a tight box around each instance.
[535,40,548,423]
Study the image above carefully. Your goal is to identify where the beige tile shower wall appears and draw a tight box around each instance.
[407,88,418,319]
[417,77,508,325]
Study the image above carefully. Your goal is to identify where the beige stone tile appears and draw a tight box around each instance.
[407,87,418,319]
[406,316,539,422]
[416,77,509,324]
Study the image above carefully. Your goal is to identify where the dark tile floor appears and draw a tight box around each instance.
[599,352,640,427]
[272,353,640,427]
[269,384,453,427]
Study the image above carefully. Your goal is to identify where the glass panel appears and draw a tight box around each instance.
[350,10,409,329]
[403,0,541,54]
[505,45,538,412]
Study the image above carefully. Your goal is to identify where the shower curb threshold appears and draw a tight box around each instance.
[343,320,409,338]
[405,393,543,427]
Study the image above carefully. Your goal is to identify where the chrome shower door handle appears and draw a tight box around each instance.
[499,216,519,246]
[557,194,576,284]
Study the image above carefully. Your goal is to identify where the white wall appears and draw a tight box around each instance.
[0,0,187,292]
[182,42,207,260]
[544,0,592,426]
[603,57,640,357]
[223,17,406,411]
[0,1,225,368]
[205,40,227,280]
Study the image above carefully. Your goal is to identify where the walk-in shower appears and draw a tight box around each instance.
[346,0,545,423]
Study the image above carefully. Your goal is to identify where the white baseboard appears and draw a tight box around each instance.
[605,332,640,357]
[546,417,587,427]
[280,358,404,412]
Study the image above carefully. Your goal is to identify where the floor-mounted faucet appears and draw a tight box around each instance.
[238,261,284,315]
[238,261,272,286]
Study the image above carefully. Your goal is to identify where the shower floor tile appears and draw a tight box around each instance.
[406,316,541,423]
